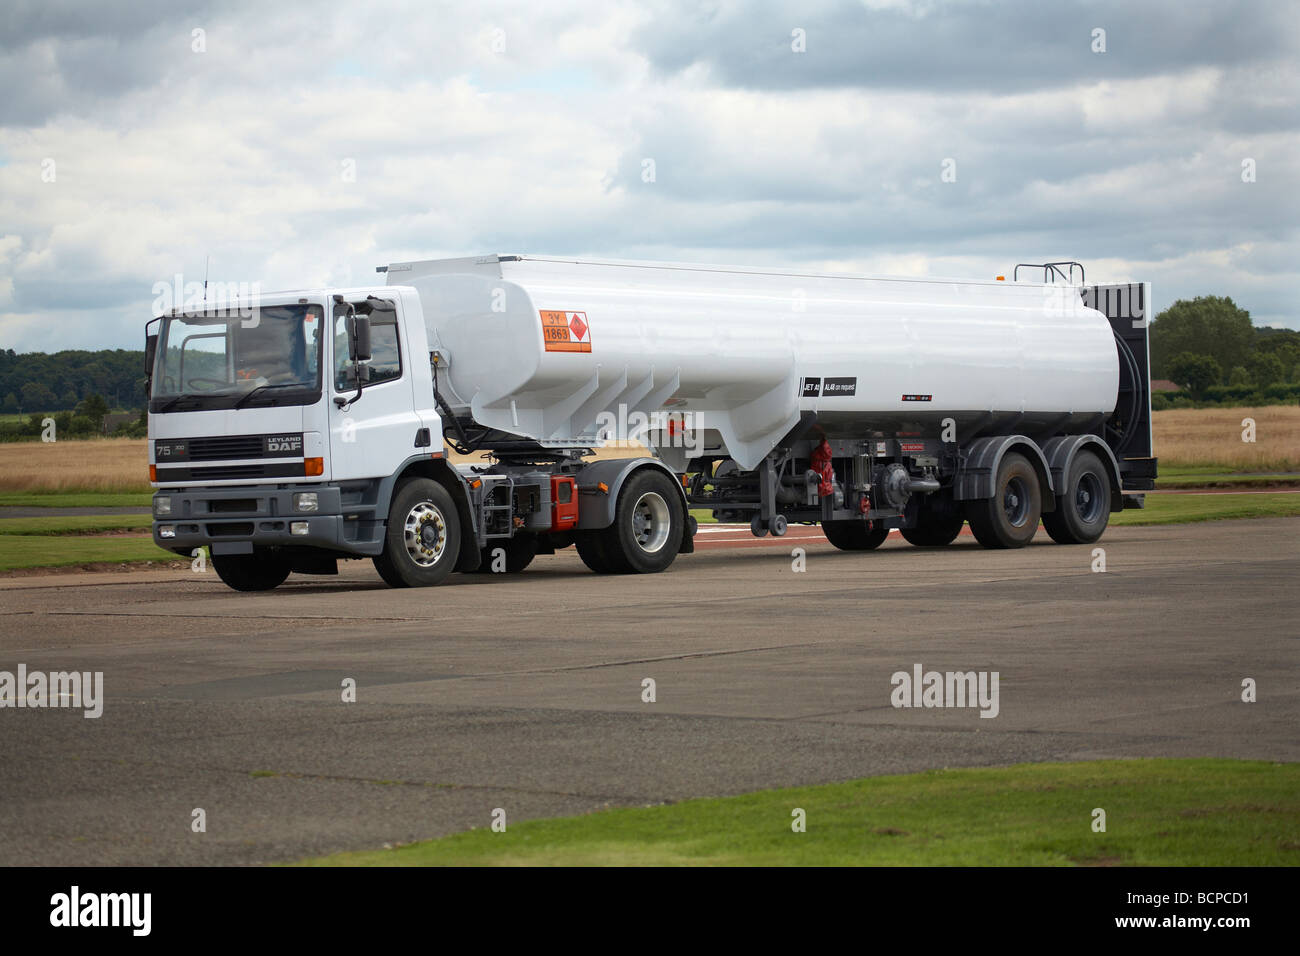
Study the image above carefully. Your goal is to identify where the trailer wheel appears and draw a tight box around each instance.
[822,519,890,551]
[966,452,1042,549]
[1042,450,1111,544]
[472,535,537,574]
[212,551,291,592]
[373,478,460,587]
[900,503,965,547]
[581,469,684,574]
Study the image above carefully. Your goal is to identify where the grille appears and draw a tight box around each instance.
[186,435,265,461]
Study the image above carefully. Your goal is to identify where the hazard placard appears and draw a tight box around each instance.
[539,310,592,353]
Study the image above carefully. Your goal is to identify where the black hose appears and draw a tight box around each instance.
[432,361,475,456]
[1109,329,1144,458]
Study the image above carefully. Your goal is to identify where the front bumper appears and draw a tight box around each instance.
[151,484,361,555]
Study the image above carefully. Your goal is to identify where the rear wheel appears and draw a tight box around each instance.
[212,551,290,592]
[822,519,890,551]
[901,498,965,547]
[373,478,461,587]
[578,469,684,574]
[966,452,1042,549]
[1042,450,1112,544]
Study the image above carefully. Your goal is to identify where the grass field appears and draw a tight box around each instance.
[0,515,152,535]
[1112,493,1300,525]
[0,492,152,508]
[1151,406,1299,471]
[0,438,150,494]
[296,758,1299,866]
[0,535,178,572]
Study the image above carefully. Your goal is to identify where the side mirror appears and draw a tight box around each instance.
[144,333,158,378]
[348,315,372,362]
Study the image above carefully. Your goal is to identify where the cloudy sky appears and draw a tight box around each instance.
[1,0,1296,352]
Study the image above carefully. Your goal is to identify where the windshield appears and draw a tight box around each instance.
[150,303,323,411]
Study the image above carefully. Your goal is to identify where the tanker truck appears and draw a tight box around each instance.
[144,255,1157,592]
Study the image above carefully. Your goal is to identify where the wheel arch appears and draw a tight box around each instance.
[953,435,1056,512]
[574,457,688,530]
[1041,435,1124,514]
[382,454,481,572]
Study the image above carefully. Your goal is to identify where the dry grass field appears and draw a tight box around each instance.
[1151,406,1299,472]
[0,438,151,493]
[0,407,1294,495]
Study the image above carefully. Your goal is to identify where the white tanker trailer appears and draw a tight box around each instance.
[145,254,1157,591]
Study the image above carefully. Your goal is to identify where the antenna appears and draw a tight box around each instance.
[203,255,210,306]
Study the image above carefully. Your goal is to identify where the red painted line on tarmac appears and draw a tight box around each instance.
[691,524,975,551]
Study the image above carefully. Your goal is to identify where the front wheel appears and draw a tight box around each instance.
[822,519,890,551]
[212,551,291,592]
[373,478,461,587]
[1042,450,1112,544]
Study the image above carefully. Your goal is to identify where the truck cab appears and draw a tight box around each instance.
[146,283,690,591]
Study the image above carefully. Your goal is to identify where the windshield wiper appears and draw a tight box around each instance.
[234,382,307,409]
[157,393,204,412]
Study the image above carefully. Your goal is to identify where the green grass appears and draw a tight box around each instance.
[1157,465,1300,488]
[1113,492,1300,525]
[0,535,178,572]
[0,514,152,536]
[296,759,1299,866]
[0,492,152,508]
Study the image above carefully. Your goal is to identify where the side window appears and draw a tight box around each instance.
[334,300,401,390]
[367,312,401,385]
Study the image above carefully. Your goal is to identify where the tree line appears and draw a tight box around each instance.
[0,348,148,415]
[1149,296,1300,404]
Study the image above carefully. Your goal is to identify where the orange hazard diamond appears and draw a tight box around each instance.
[568,312,588,341]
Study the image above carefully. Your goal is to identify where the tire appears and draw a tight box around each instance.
[900,500,965,547]
[574,530,620,573]
[822,519,890,551]
[472,534,537,573]
[212,551,290,592]
[581,469,684,574]
[1042,450,1112,544]
[372,478,461,587]
[966,452,1042,549]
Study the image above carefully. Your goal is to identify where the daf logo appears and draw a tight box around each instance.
[265,435,303,454]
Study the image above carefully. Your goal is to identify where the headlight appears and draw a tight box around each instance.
[158,525,176,538]
[293,492,319,513]
[154,496,172,516]
[290,521,310,536]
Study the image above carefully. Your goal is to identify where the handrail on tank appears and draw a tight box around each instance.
[1013,261,1086,285]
